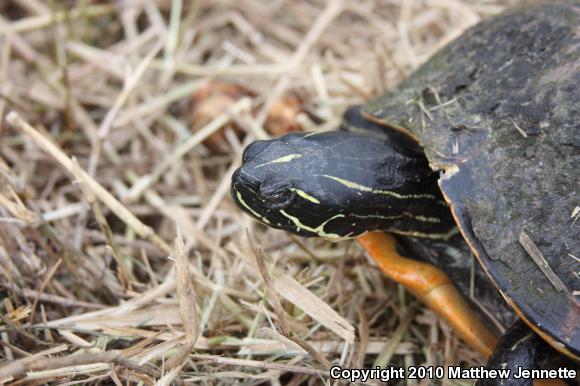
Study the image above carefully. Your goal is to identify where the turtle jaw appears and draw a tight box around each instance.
[231,166,319,237]
[231,157,363,240]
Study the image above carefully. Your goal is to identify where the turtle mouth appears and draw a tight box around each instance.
[231,168,270,224]
[231,167,320,236]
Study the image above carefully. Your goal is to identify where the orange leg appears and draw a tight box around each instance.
[358,232,569,386]
[357,232,498,357]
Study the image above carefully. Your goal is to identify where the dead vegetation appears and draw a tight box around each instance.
[0,0,519,385]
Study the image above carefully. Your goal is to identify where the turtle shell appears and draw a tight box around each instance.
[364,2,579,358]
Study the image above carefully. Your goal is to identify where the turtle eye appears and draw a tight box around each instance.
[259,181,296,209]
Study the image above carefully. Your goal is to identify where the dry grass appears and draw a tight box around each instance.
[0,1,521,385]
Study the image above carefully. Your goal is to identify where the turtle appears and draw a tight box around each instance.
[230,2,579,383]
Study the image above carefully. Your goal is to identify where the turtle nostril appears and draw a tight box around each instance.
[231,169,243,190]
[232,168,261,191]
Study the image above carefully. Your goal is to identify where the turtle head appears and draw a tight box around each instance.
[231,108,456,240]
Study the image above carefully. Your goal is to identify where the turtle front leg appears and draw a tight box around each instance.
[357,231,498,357]
[476,319,573,386]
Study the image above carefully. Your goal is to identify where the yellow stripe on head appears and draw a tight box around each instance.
[321,175,437,200]
[290,188,320,204]
[235,191,270,224]
[279,210,352,241]
[390,227,459,240]
[255,154,302,168]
